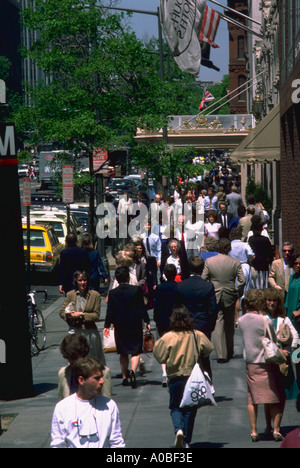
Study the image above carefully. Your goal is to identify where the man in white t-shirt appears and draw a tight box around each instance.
[51,357,125,448]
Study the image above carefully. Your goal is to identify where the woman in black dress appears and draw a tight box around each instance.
[104,266,151,388]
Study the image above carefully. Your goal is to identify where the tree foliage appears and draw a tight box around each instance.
[15,0,187,154]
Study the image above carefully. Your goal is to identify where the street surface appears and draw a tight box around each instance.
[2,177,296,449]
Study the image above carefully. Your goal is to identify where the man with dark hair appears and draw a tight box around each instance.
[51,357,125,448]
[59,233,91,294]
[176,257,218,378]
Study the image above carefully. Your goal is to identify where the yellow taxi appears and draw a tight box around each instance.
[22,223,64,273]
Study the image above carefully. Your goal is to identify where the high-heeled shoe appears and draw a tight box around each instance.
[251,433,260,442]
[130,370,137,388]
[273,432,284,442]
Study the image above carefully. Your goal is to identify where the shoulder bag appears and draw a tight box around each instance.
[180,331,217,409]
[277,319,293,347]
[262,316,287,365]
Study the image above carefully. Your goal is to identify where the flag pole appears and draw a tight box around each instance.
[219,12,263,38]
[208,0,261,26]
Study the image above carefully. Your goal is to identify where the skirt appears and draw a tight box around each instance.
[246,363,286,405]
[69,327,106,366]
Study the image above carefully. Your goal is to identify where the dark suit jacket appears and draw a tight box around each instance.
[217,212,233,229]
[59,246,91,293]
[153,281,178,335]
[176,275,218,337]
[105,283,150,328]
[160,239,190,281]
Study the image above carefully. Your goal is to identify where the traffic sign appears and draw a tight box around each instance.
[93,148,108,171]
[22,177,31,206]
[62,165,74,204]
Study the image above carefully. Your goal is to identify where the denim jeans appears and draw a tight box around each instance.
[168,376,197,444]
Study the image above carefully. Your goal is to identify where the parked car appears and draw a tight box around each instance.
[106,178,137,194]
[22,222,63,273]
[18,164,30,178]
[29,212,81,245]
[30,208,84,240]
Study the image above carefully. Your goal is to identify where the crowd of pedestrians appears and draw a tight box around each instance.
[50,164,300,449]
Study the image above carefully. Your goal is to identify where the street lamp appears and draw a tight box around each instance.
[252,85,265,123]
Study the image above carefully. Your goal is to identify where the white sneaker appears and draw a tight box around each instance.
[174,429,184,448]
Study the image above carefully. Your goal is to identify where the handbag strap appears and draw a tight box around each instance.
[192,330,204,368]
[263,316,274,341]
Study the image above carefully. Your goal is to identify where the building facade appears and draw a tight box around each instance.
[226,0,248,114]
[280,0,300,250]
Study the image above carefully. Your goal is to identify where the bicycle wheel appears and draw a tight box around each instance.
[32,309,47,351]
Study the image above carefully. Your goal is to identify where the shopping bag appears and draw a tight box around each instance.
[103,327,117,353]
[180,362,217,408]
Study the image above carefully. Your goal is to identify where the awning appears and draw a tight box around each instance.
[230,104,280,163]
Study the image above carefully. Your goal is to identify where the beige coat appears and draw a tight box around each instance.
[154,330,214,380]
[60,289,101,330]
[268,258,292,293]
[202,254,245,306]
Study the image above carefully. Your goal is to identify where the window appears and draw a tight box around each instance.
[23,230,46,248]
[238,36,244,59]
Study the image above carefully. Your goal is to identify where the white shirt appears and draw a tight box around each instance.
[50,394,125,448]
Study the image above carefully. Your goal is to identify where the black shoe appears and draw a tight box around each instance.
[130,370,137,388]
[122,378,129,386]
[217,358,229,364]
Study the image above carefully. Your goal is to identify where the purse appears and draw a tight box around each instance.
[180,332,217,409]
[262,317,287,365]
[143,330,155,353]
[277,321,293,347]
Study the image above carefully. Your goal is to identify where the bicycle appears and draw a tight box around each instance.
[28,290,48,355]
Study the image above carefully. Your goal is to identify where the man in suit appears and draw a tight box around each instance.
[217,202,233,230]
[238,206,255,241]
[141,219,162,267]
[202,238,245,363]
[268,241,294,294]
[226,186,243,217]
[176,256,218,377]
[59,233,91,294]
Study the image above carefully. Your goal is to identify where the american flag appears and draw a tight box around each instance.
[199,5,221,48]
[199,90,215,110]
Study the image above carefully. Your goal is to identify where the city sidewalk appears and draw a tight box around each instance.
[0,296,299,449]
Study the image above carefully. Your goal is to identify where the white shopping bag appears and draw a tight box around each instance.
[180,362,217,409]
[103,327,117,353]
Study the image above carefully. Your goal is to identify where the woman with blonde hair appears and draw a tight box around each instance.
[238,289,286,442]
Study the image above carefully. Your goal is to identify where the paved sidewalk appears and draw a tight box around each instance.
[0,296,299,449]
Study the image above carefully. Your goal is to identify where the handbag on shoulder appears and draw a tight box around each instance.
[262,317,287,365]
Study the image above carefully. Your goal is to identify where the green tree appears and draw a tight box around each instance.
[14,0,186,153]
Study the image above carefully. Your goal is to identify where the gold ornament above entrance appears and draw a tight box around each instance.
[135,114,255,150]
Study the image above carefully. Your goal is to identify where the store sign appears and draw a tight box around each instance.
[291,79,300,104]
[0,123,17,163]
